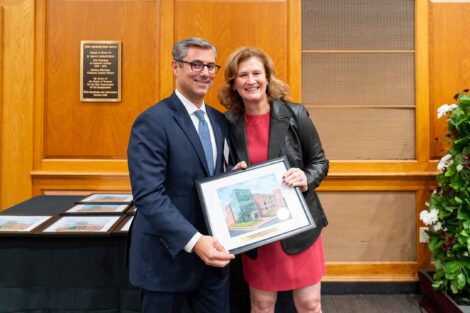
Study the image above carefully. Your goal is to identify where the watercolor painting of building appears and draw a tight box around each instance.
[217,174,291,236]
[0,216,51,232]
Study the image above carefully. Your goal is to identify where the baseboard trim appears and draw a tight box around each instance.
[321,281,420,294]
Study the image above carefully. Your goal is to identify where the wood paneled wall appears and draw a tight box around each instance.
[429,2,470,158]
[0,0,468,282]
[29,0,299,197]
[0,0,34,209]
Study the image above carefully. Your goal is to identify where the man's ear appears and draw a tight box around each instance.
[172,60,179,72]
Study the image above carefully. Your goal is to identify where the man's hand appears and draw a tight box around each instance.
[233,161,247,170]
[193,235,235,267]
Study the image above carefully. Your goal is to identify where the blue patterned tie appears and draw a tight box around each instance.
[194,110,214,175]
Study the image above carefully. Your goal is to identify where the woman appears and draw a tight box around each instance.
[218,47,329,313]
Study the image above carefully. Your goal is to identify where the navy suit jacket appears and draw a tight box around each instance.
[127,92,229,292]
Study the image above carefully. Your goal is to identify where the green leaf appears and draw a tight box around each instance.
[464,220,470,230]
[458,210,470,220]
[444,261,461,274]
[443,205,457,213]
[432,280,443,289]
[459,94,470,104]
[445,168,455,177]
[455,137,468,144]
[429,236,442,252]
[446,272,458,280]
[434,259,444,270]
[457,273,466,289]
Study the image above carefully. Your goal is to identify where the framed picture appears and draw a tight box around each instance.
[196,156,316,255]
[126,206,137,215]
[64,203,130,215]
[78,193,133,204]
[113,215,134,235]
[0,215,53,234]
[40,215,122,235]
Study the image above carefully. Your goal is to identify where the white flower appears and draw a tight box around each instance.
[437,103,458,118]
[432,222,442,232]
[464,252,469,257]
[437,154,453,171]
[457,164,464,171]
[420,209,439,226]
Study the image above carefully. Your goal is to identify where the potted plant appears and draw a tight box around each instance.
[419,89,470,312]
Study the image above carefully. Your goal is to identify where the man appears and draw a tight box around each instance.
[127,37,235,313]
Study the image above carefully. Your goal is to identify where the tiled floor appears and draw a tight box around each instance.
[322,294,423,313]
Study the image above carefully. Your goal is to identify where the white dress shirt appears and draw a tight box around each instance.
[175,89,217,253]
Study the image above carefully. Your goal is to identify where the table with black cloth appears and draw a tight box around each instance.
[0,196,140,313]
[0,196,298,313]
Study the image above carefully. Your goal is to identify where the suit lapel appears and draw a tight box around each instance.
[169,93,211,176]
[206,108,223,174]
[268,100,289,159]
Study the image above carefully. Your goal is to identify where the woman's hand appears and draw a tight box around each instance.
[282,168,308,192]
[233,161,247,170]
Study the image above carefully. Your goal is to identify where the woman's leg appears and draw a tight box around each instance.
[249,287,277,313]
[292,282,322,313]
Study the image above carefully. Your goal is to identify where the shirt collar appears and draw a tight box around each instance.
[175,89,207,116]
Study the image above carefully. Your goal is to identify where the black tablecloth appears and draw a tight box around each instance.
[0,196,140,313]
[0,196,300,313]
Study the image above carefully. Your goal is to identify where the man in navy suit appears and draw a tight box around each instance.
[127,37,235,313]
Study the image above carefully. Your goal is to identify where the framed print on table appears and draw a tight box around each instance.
[112,215,134,235]
[39,215,122,235]
[63,203,130,215]
[126,206,137,215]
[196,156,316,255]
[0,215,53,234]
[78,193,133,204]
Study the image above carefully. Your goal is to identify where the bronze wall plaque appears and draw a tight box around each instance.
[80,41,121,102]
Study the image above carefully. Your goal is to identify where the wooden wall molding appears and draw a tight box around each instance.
[33,0,45,172]
[35,159,128,172]
[32,173,131,196]
[325,262,418,282]
[330,160,439,173]
[320,176,436,191]
[416,0,431,162]
[288,0,301,102]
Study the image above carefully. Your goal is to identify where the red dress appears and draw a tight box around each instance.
[242,112,325,291]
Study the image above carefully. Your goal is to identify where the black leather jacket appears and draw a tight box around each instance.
[225,99,329,256]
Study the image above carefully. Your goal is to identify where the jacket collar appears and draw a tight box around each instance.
[268,99,290,159]
[226,99,290,165]
[168,92,218,175]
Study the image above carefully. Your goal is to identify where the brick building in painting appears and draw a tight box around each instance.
[225,189,287,226]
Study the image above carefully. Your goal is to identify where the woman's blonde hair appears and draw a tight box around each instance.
[218,47,290,112]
